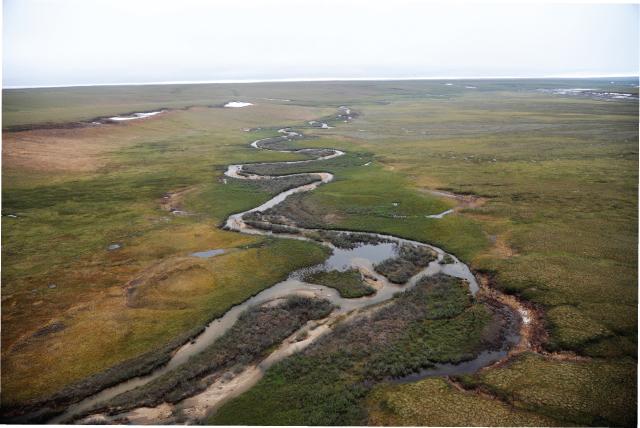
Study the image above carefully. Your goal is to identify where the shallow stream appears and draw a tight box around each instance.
[54,108,518,424]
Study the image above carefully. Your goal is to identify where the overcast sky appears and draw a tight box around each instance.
[3,0,639,88]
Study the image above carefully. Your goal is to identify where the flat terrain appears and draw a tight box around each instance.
[2,78,637,425]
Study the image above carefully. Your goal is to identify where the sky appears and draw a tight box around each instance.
[3,0,639,88]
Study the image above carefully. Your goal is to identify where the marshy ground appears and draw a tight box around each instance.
[2,78,637,426]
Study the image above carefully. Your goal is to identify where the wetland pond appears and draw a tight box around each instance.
[190,249,226,258]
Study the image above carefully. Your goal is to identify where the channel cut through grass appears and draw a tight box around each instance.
[2,79,637,425]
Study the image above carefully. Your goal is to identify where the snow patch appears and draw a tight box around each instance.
[109,111,163,121]
[426,209,455,219]
[224,102,253,108]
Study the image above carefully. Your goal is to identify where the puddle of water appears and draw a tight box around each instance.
[393,350,506,383]
[191,249,225,258]
[322,242,398,271]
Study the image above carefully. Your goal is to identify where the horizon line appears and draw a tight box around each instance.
[4,73,639,90]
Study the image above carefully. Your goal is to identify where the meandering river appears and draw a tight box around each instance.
[54,107,520,424]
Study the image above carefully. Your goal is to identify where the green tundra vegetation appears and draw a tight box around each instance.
[302,269,375,298]
[2,78,637,425]
[210,274,501,425]
[2,102,335,405]
[101,296,334,413]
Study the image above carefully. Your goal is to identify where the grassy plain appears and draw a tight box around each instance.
[367,377,560,426]
[2,78,637,425]
[469,353,636,426]
[347,88,638,359]
[2,103,334,406]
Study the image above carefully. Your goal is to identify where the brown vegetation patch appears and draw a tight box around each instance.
[158,186,198,213]
[8,321,66,354]
[477,272,547,359]
[2,110,173,174]
[476,272,587,367]
[124,257,212,308]
[495,234,517,258]
[445,376,501,402]
[485,233,518,259]
[419,188,518,259]
[2,128,116,173]
[358,266,383,290]
[322,212,345,225]
[421,188,488,211]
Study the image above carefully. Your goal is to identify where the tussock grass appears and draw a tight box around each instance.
[472,353,637,426]
[367,377,560,426]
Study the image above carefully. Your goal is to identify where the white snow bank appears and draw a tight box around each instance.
[224,102,253,108]
[109,111,163,121]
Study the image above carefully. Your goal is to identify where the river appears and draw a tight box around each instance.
[53,107,520,424]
